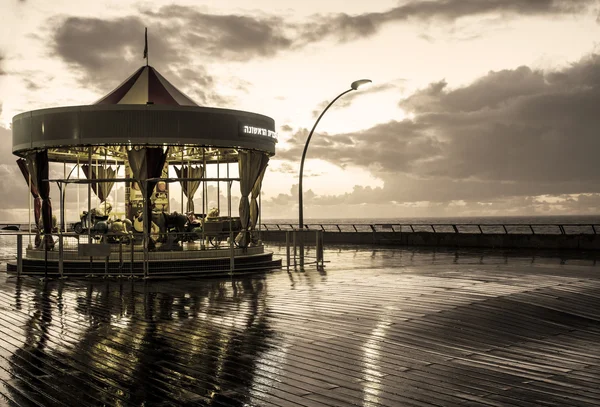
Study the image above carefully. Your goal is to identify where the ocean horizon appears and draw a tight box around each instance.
[263,214,600,225]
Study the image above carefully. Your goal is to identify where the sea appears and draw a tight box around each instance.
[263,215,600,226]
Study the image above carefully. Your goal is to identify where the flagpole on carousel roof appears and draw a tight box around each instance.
[144,27,149,67]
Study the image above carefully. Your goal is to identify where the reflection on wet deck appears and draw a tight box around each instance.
[1,246,599,406]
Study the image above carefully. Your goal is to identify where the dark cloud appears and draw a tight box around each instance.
[277,53,600,206]
[48,0,596,80]
[141,5,291,60]
[52,16,164,86]
[45,1,594,105]
[49,15,225,104]
[299,0,596,44]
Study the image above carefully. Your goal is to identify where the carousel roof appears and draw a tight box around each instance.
[94,65,198,106]
[13,64,277,161]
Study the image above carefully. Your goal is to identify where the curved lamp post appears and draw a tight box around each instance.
[298,79,371,267]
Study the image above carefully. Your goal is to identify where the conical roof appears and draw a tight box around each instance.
[94,65,198,106]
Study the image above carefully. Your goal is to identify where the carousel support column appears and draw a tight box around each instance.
[228,179,234,273]
[103,149,108,216]
[28,172,32,249]
[201,148,206,250]
[114,157,118,219]
[76,155,80,227]
[259,190,262,244]
[143,179,149,278]
[95,157,100,210]
[180,149,184,214]
[88,148,93,275]
[63,161,66,233]
[217,153,220,213]
[58,182,64,278]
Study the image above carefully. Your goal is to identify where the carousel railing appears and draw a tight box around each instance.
[261,223,600,235]
[1,216,266,277]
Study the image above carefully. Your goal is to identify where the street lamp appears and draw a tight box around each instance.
[298,79,372,267]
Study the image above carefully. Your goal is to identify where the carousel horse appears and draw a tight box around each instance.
[134,210,187,249]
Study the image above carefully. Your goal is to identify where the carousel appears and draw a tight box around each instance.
[7,64,281,278]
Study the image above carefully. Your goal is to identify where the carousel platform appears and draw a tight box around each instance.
[6,243,282,278]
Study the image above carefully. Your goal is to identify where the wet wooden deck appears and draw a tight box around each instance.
[0,246,599,406]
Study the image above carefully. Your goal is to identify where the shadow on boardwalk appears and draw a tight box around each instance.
[0,246,599,406]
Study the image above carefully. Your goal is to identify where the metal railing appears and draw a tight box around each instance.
[1,230,260,278]
[262,223,600,235]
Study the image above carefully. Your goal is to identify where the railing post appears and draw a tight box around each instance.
[452,225,459,233]
[409,225,414,232]
[17,234,23,276]
[559,225,566,235]
[58,234,64,278]
[592,225,597,235]
[353,225,357,232]
[431,225,436,233]
[286,231,290,271]
[316,230,324,267]
[502,225,508,234]
[293,230,297,269]
[478,225,483,234]
[336,224,341,232]
[530,225,535,235]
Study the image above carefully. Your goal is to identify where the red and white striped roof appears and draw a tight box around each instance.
[94,65,198,106]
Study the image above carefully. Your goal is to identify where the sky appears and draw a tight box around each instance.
[1,0,600,221]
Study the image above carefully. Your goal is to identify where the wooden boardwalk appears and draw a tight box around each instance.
[0,246,599,406]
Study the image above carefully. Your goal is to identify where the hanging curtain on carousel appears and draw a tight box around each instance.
[127,147,169,248]
[81,165,117,202]
[174,165,203,213]
[237,151,269,248]
[16,158,42,231]
[249,156,269,242]
[25,150,53,249]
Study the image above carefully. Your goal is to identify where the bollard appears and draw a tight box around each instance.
[17,234,23,276]
[58,235,64,278]
[286,231,290,271]
[316,230,324,267]
[293,230,297,269]
[315,230,321,266]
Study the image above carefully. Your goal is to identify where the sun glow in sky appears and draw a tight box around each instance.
[1,0,600,221]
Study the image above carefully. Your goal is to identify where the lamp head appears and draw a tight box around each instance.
[351,79,372,90]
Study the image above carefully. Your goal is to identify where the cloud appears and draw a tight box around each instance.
[48,0,597,79]
[142,5,292,60]
[311,82,402,118]
[48,16,224,105]
[277,53,600,207]
[44,2,595,105]
[299,0,596,44]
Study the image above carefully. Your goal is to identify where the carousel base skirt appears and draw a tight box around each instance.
[6,245,281,278]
